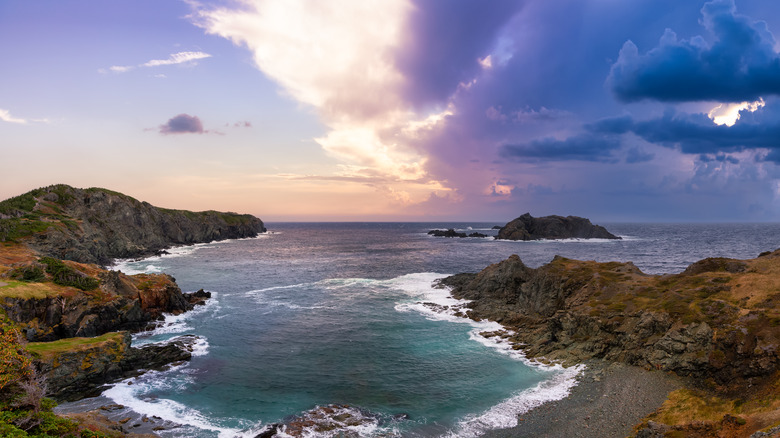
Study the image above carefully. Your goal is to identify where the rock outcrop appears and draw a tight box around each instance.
[0,184,265,265]
[441,251,780,390]
[495,213,620,240]
[428,229,488,238]
[2,265,195,342]
[31,331,195,401]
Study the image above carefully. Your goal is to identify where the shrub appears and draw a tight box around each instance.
[38,258,99,291]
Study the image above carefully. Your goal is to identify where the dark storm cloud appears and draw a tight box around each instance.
[159,114,204,135]
[396,0,524,106]
[590,106,780,160]
[499,133,621,163]
[608,0,780,103]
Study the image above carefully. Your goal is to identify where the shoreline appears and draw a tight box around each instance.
[481,359,682,438]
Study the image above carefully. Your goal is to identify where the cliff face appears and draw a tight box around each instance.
[1,260,194,342]
[496,213,620,240]
[442,252,780,391]
[29,332,193,401]
[0,184,265,265]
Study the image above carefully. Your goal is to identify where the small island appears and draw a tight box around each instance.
[495,213,620,241]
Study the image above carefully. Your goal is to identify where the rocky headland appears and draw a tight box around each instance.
[0,184,265,265]
[0,184,263,437]
[440,251,780,436]
[495,213,620,240]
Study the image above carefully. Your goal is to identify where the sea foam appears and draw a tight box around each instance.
[391,272,584,437]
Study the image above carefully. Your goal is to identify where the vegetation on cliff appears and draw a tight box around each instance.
[0,184,265,265]
[442,250,780,436]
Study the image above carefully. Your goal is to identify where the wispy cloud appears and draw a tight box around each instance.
[101,51,212,74]
[142,51,212,67]
[0,108,27,124]
[0,108,48,125]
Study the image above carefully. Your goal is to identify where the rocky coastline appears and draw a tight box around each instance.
[440,251,780,436]
[0,184,263,436]
[0,184,266,266]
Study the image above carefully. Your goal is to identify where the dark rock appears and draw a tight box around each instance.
[495,213,620,241]
[428,229,467,238]
[183,289,212,306]
[254,423,281,438]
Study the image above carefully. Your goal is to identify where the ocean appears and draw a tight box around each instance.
[56,222,780,437]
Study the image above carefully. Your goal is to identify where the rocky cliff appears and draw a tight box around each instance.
[28,331,194,401]
[1,258,196,342]
[496,213,620,240]
[441,251,780,435]
[442,253,780,387]
[0,184,265,265]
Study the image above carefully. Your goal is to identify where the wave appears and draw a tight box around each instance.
[132,292,221,346]
[102,366,246,438]
[391,272,583,437]
[449,364,581,437]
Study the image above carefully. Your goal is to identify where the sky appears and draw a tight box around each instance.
[3,0,780,222]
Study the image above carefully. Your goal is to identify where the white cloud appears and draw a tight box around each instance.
[109,65,134,73]
[100,51,211,74]
[192,0,453,204]
[0,108,27,124]
[707,98,765,127]
[142,51,212,67]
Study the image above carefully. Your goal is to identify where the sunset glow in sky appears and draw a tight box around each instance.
[3,0,780,221]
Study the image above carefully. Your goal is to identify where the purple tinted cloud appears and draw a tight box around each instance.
[590,104,780,158]
[608,0,780,103]
[160,114,204,135]
[396,0,524,106]
[500,133,621,163]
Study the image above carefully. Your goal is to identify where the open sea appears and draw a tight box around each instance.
[56,222,780,437]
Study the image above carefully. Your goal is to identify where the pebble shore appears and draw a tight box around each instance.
[482,359,682,438]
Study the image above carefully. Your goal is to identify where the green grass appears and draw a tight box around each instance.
[25,332,125,358]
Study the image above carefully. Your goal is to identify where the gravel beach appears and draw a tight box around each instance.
[482,359,682,438]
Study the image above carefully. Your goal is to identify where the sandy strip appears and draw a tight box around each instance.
[481,359,682,438]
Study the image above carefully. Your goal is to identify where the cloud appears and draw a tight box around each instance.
[192,0,459,204]
[101,51,211,74]
[626,147,655,163]
[0,108,27,124]
[590,104,780,160]
[0,108,49,125]
[159,114,204,135]
[142,51,212,67]
[608,0,780,103]
[500,133,621,163]
[395,0,525,106]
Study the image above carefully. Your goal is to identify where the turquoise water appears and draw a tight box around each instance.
[58,222,780,437]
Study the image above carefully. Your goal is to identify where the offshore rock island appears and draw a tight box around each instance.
[440,252,780,436]
[0,184,264,436]
[427,213,620,241]
[495,213,620,241]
